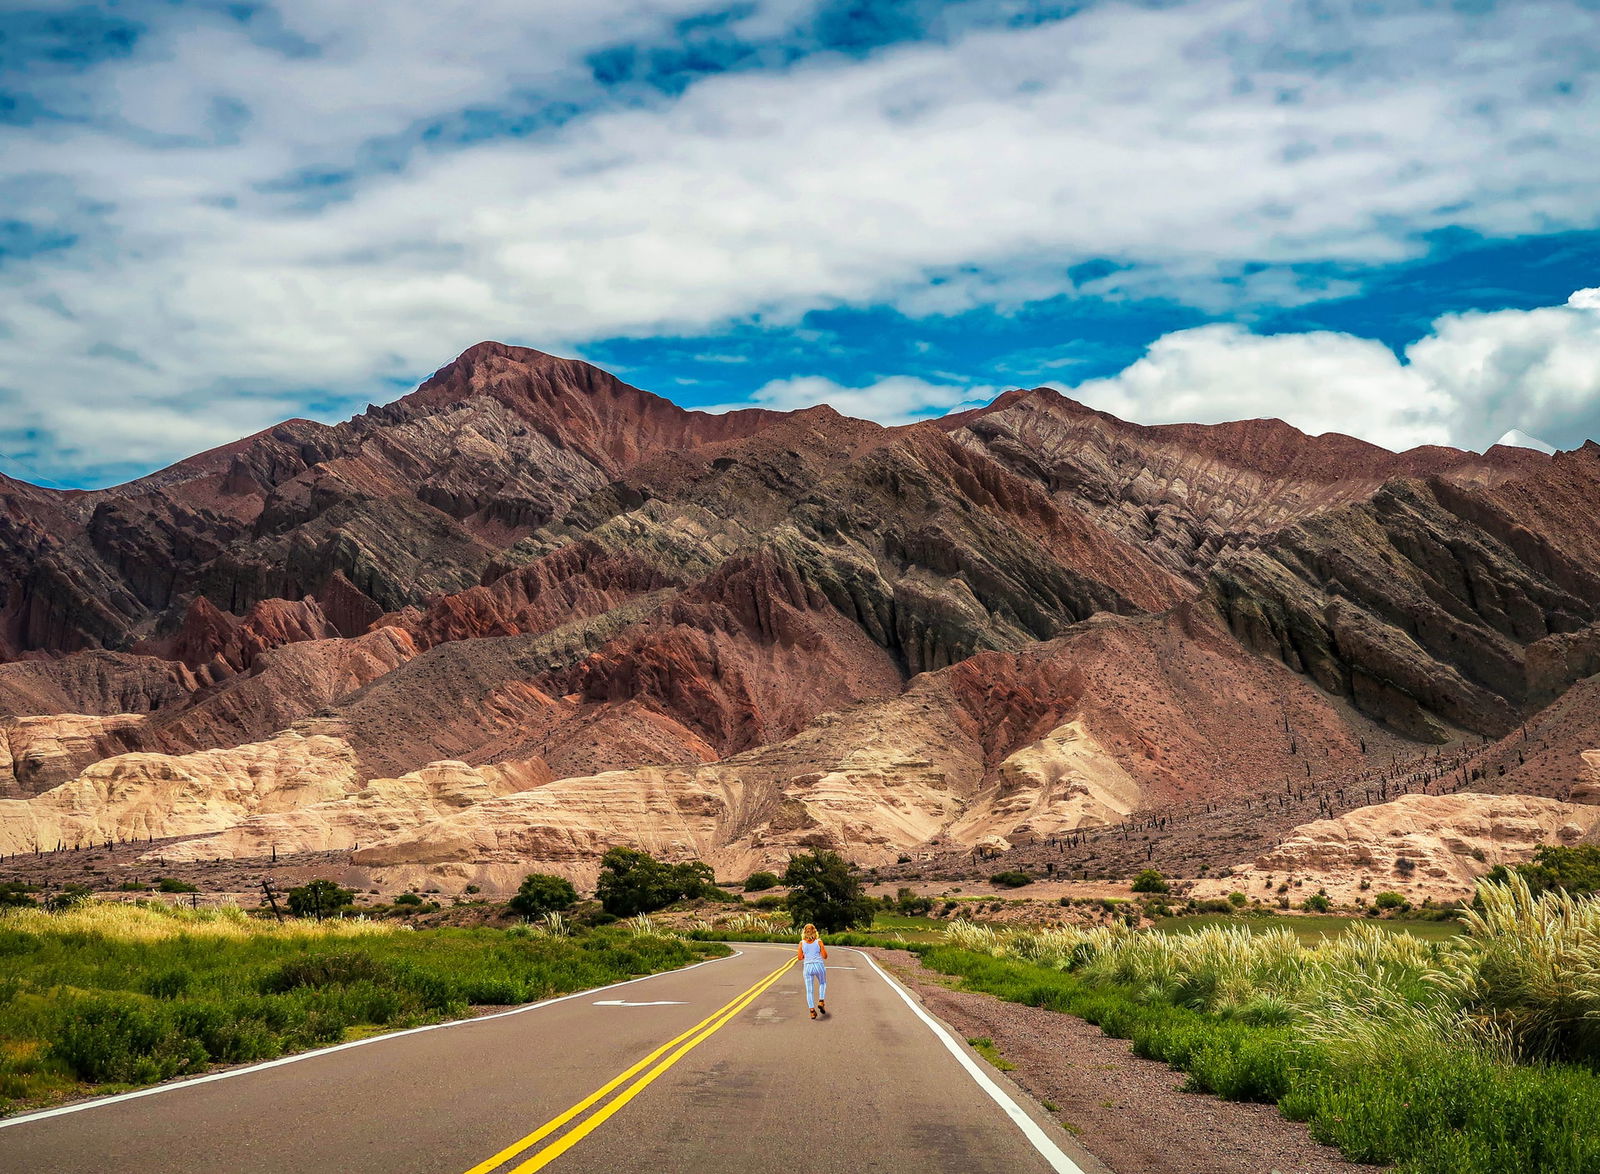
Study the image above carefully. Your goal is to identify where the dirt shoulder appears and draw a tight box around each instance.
[872,949,1368,1174]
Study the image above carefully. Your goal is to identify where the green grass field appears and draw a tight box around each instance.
[0,902,725,1116]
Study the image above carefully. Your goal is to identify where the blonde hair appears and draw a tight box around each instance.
[801,923,819,942]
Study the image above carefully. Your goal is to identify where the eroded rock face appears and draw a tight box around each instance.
[0,732,362,855]
[951,719,1141,842]
[0,714,145,798]
[1198,792,1600,904]
[153,757,552,863]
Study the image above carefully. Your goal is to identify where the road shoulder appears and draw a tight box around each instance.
[872,949,1365,1174]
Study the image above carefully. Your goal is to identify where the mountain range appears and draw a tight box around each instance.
[2,341,1597,893]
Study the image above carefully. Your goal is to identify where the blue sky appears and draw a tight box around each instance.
[4,0,1600,488]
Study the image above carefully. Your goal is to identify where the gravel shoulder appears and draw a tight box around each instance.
[873,949,1370,1174]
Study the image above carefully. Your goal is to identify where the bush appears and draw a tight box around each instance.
[393,892,423,907]
[744,871,780,893]
[1303,892,1332,913]
[1373,891,1407,911]
[1228,891,1248,908]
[286,880,354,919]
[0,882,39,908]
[45,885,94,912]
[753,894,787,910]
[1509,845,1600,897]
[154,878,198,894]
[896,887,934,916]
[507,873,578,920]
[595,848,713,916]
[1131,869,1170,894]
[989,871,1033,889]
[784,849,875,933]
[116,881,150,892]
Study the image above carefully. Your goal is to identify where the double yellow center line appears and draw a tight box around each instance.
[462,956,795,1174]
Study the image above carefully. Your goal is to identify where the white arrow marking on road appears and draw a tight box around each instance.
[592,999,688,1006]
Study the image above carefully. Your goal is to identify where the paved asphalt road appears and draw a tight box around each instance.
[0,944,1103,1174]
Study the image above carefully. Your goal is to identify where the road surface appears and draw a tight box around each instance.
[0,944,1102,1174]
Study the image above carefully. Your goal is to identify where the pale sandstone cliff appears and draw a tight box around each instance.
[0,733,361,855]
[1197,790,1600,905]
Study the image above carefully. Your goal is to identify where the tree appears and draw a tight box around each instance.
[508,873,578,920]
[1130,869,1169,894]
[287,879,354,920]
[743,871,780,893]
[595,848,714,916]
[44,884,92,912]
[783,850,875,933]
[1508,845,1600,896]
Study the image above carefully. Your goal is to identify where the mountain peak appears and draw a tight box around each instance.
[1493,428,1558,455]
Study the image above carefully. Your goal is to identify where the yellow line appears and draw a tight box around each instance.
[504,958,795,1174]
[462,956,794,1174]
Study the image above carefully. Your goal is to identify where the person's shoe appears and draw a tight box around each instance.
[810,1008,817,1019]
[819,1000,827,1015]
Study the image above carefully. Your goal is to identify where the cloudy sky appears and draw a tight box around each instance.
[5,0,1600,488]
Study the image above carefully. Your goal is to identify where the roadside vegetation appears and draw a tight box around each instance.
[919,874,1600,1174]
[0,899,724,1116]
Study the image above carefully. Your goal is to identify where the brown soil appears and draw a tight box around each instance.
[874,949,1367,1174]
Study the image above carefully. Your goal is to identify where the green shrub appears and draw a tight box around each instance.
[896,887,934,915]
[287,880,354,918]
[116,881,150,893]
[1374,891,1407,911]
[155,878,198,894]
[393,892,423,907]
[0,881,39,908]
[744,871,780,892]
[989,871,1033,889]
[1303,893,1332,913]
[507,873,577,920]
[1228,891,1248,908]
[1131,869,1169,894]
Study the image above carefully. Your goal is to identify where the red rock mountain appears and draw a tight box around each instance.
[1,342,1596,887]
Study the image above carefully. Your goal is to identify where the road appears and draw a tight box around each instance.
[0,944,1102,1174]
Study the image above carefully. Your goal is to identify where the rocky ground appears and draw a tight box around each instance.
[876,949,1363,1174]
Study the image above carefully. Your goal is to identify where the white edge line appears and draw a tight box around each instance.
[854,949,1086,1174]
[0,948,745,1130]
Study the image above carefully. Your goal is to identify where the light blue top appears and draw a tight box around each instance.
[800,938,825,964]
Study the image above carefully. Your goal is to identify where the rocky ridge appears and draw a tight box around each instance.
[2,341,1596,892]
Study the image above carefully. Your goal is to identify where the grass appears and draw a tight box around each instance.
[0,901,726,1115]
[1153,912,1466,943]
[917,876,1600,1174]
[966,1036,1015,1071]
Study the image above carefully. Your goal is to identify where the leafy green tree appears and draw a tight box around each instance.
[743,871,780,893]
[783,850,875,933]
[1130,869,1169,894]
[595,849,714,916]
[508,873,578,920]
[1303,892,1332,913]
[1373,890,1407,911]
[1227,891,1248,908]
[595,848,662,916]
[287,879,354,920]
[1511,845,1600,896]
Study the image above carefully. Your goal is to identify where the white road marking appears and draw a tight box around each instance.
[855,949,1088,1174]
[0,950,744,1130]
[592,1000,687,1006]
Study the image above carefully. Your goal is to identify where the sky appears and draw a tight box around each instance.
[4,0,1600,489]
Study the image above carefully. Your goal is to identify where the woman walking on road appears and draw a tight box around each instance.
[798,923,828,1019]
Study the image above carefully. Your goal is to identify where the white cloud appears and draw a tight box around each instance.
[724,375,994,426]
[4,1,1600,480]
[1065,288,1600,453]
